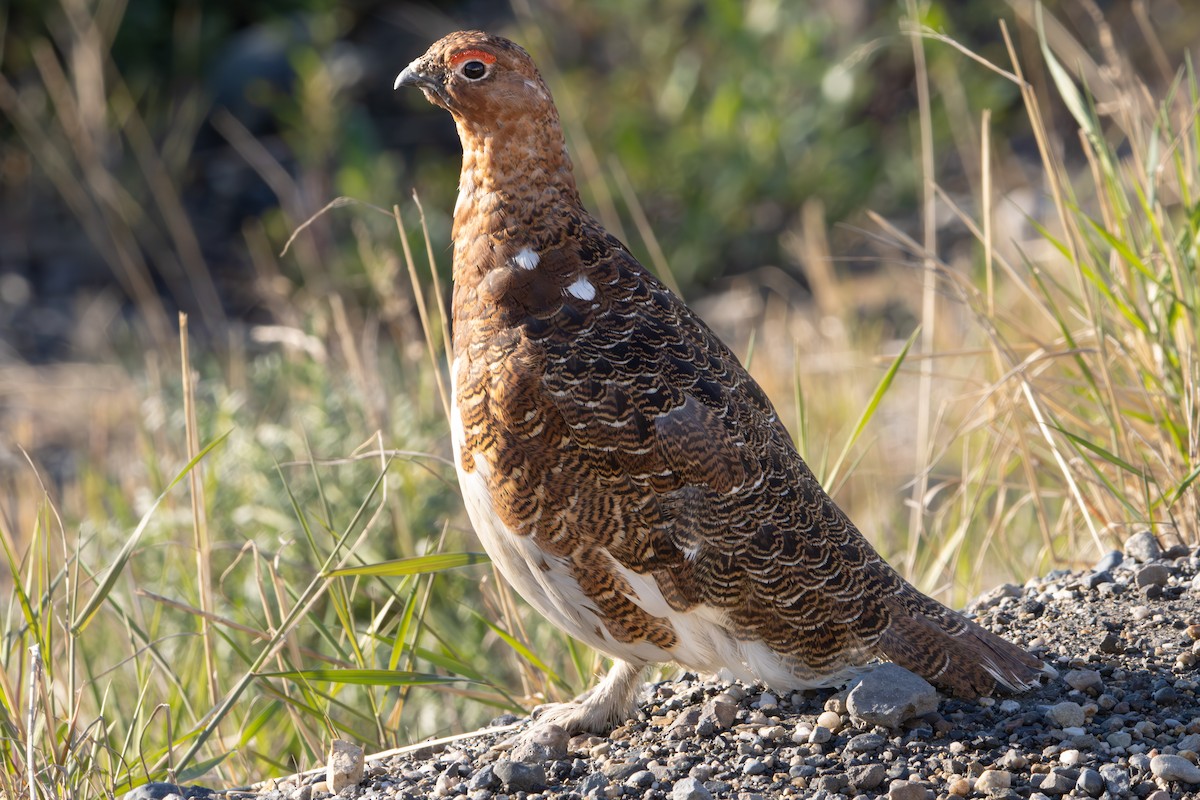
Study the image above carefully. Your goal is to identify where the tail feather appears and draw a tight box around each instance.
[877,595,1044,699]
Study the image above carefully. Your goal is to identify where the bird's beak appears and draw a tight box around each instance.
[394,59,436,91]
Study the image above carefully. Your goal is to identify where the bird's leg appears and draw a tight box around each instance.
[529,658,647,734]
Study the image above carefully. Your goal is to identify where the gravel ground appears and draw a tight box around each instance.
[138,534,1200,800]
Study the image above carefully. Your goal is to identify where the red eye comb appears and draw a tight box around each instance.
[450,49,497,66]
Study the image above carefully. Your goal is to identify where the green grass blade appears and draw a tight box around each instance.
[72,431,231,634]
[326,552,490,578]
[260,669,475,686]
[825,326,919,489]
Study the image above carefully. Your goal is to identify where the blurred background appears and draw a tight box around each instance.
[2,0,1199,791]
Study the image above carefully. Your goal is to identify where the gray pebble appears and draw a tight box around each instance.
[493,760,545,793]
[847,763,887,791]
[699,698,736,731]
[1076,767,1104,797]
[845,732,886,753]
[807,725,832,744]
[1036,769,1074,795]
[740,760,767,776]
[578,772,608,799]
[846,663,937,729]
[1150,754,1200,783]
[1135,563,1171,588]
[624,769,655,788]
[1105,731,1132,749]
[671,776,711,800]
[1098,764,1130,795]
[887,779,928,800]
[1063,669,1102,693]
[511,723,569,763]
[1045,701,1085,728]
[468,765,498,791]
[1095,550,1124,572]
[811,774,849,793]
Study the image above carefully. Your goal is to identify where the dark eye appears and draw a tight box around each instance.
[462,60,487,80]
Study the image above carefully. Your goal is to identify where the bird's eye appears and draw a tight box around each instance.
[461,60,488,80]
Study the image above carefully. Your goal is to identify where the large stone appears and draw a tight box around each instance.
[1124,531,1163,563]
[846,663,938,729]
[511,722,569,762]
[493,759,546,792]
[976,769,1012,793]
[327,739,364,793]
[1150,754,1200,784]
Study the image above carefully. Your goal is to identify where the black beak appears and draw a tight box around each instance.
[394,60,437,91]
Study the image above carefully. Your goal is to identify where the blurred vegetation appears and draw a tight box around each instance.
[1,0,1199,797]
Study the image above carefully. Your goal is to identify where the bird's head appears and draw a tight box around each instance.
[395,31,555,133]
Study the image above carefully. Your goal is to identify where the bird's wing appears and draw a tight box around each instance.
[527,228,902,673]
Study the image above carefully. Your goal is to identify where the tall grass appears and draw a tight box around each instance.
[1,3,1197,798]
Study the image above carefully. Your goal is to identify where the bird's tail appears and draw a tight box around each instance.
[876,592,1045,699]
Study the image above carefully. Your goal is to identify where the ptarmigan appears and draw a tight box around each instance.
[395,30,1043,734]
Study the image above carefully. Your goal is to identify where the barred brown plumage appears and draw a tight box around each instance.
[395,30,1044,734]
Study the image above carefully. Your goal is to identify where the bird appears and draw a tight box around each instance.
[394,30,1043,734]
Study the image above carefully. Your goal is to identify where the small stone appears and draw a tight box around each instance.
[511,723,569,763]
[1150,754,1200,783]
[811,774,849,793]
[1098,764,1130,795]
[1153,685,1178,703]
[976,769,1011,793]
[1037,770,1074,795]
[741,760,768,776]
[808,725,832,744]
[999,699,1021,714]
[948,777,971,796]
[1106,731,1133,749]
[624,769,655,788]
[1135,564,1171,588]
[997,750,1028,770]
[1124,531,1163,563]
[887,779,928,800]
[1145,791,1172,800]
[1064,669,1103,693]
[1076,767,1104,797]
[468,765,499,791]
[435,770,461,797]
[1046,701,1086,728]
[579,772,608,798]
[1186,624,1200,640]
[846,664,938,730]
[847,763,887,791]
[1100,633,1123,653]
[1059,749,1083,766]
[493,760,546,793]
[699,698,737,731]
[816,710,842,731]
[845,732,886,753]
[790,723,812,743]
[1132,605,1153,621]
[327,739,364,793]
[1177,733,1200,752]
[671,776,712,800]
